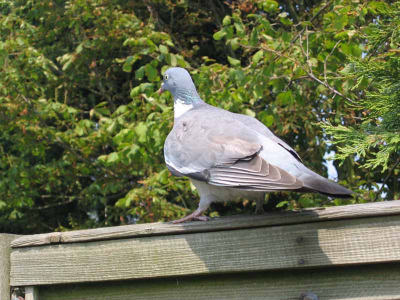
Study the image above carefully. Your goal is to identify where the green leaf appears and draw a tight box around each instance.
[277,91,293,105]
[340,62,356,74]
[213,30,226,41]
[262,34,273,41]
[107,152,119,164]
[260,113,274,127]
[222,16,231,26]
[16,37,25,46]
[229,38,240,51]
[234,22,244,34]
[262,0,278,13]
[0,200,6,209]
[113,129,135,145]
[244,109,255,117]
[139,83,154,92]
[252,50,264,64]
[94,107,110,116]
[299,197,313,208]
[170,54,177,67]
[368,1,390,14]
[333,14,348,30]
[159,45,168,54]
[276,201,288,208]
[62,59,73,71]
[122,56,136,73]
[227,56,241,67]
[135,66,145,80]
[76,43,84,54]
[130,86,141,98]
[145,64,158,81]
[157,169,169,184]
[135,122,147,143]
[280,17,293,26]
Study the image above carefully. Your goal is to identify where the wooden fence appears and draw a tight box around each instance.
[2,201,400,300]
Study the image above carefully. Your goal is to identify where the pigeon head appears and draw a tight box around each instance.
[158,67,202,104]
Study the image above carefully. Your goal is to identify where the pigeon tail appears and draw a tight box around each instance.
[301,171,353,199]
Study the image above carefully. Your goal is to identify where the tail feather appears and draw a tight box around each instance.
[301,171,354,198]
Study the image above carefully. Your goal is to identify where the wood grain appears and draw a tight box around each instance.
[38,264,400,300]
[25,287,40,300]
[0,234,20,300]
[11,201,400,248]
[10,215,400,286]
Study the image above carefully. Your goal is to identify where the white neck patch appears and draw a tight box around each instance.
[174,99,193,118]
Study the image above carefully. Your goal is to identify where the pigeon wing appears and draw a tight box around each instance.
[164,112,303,191]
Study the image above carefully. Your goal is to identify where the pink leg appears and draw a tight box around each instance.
[254,194,266,215]
[171,207,209,224]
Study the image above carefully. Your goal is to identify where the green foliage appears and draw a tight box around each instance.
[0,0,397,234]
[321,1,400,197]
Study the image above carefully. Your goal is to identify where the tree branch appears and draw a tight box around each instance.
[30,198,77,210]
[324,41,341,83]
[277,0,333,60]
[374,157,400,201]
[306,72,357,105]
[54,136,119,179]
[256,44,358,105]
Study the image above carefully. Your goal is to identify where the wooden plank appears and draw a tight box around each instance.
[10,215,400,286]
[25,287,39,300]
[38,264,400,300]
[0,234,20,300]
[11,201,400,248]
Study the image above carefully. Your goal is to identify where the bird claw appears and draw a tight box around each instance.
[193,215,210,222]
[171,209,209,224]
[255,197,266,215]
[254,205,266,215]
[254,207,266,214]
[171,216,210,224]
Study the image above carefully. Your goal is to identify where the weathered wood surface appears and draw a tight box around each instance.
[10,215,400,286]
[11,201,400,248]
[0,234,20,300]
[38,264,400,300]
[25,287,39,300]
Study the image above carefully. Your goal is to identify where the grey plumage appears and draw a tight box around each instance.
[159,67,353,223]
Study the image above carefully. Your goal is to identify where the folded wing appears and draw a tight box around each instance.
[164,112,303,191]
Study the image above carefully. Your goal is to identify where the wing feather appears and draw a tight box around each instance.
[164,109,304,191]
[208,155,303,191]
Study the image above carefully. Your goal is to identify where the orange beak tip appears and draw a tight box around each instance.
[157,88,164,95]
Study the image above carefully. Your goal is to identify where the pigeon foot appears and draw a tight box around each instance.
[254,207,266,215]
[192,215,210,222]
[255,197,266,214]
[171,208,208,224]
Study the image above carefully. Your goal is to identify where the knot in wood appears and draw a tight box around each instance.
[296,236,303,243]
[49,233,61,244]
[298,258,305,265]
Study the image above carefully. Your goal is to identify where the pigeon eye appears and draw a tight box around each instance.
[164,74,169,80]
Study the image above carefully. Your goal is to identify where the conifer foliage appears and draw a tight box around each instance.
[321,2,400,199]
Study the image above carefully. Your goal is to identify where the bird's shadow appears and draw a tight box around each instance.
[172,209,332,275]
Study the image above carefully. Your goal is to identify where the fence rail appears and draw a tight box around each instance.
[3,201,400,300]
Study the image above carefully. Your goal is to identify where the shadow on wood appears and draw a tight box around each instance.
[37,264,400,300]
[8,201,400,300]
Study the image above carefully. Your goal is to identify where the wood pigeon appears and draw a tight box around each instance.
[158,67,353,223]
